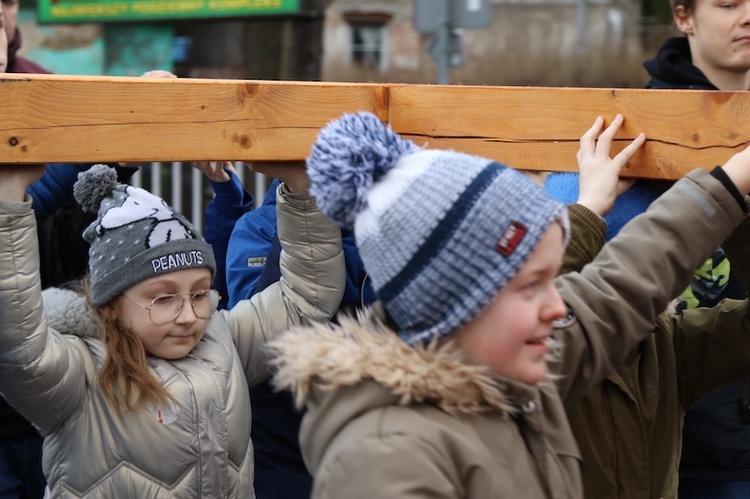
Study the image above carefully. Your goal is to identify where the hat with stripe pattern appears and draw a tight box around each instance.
[307,112,569,344]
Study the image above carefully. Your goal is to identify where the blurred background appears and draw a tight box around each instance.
[20,0,679,227]
[25,0,676,87]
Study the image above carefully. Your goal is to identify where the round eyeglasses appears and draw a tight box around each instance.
[123,289,221,326]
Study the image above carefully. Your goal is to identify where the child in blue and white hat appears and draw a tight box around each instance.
[270,111,750,498]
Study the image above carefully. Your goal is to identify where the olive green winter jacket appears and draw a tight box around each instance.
[564,201,750,499]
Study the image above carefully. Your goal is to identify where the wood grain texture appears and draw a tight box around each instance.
[3,73,749,179]
[1,73,388,164]
[389,84,750,179]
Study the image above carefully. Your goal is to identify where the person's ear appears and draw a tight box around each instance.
[674,5,695,35]
[101,303,119,322]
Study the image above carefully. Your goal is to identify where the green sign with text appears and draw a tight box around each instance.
[38,0,300,23]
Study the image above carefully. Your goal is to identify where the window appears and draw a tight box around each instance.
[352,23,383,67]
[344,12,392,70]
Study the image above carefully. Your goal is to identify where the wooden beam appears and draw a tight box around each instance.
[388,84,750,180]
[1,73,388,164]
[2,73,749,179]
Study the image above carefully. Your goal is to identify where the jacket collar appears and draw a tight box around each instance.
[42,287,99,339]
[270,303,547,416]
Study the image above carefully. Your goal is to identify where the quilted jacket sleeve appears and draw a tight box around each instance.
[224,184,345,387]
[0,198,88,435]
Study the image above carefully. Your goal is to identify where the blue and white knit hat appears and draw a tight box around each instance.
[74,164,216,306]
[307,112,569,344]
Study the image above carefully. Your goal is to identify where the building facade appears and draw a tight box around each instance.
[17,0,675,88]
[323,0,677,87]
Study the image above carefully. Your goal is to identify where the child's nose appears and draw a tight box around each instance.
[544,287,568,322]
[174,300,198,324]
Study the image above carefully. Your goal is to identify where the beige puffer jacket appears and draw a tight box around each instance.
[0,186,344,498]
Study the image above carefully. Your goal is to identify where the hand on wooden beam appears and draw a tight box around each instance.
[576,115,646,217]
[244,161,309,194]
[140,70,177,79]
[0,164,45,202]
[193,161,235,183]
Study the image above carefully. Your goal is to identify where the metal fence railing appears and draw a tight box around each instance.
[129,162,271,234]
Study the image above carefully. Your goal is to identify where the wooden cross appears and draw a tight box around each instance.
[3,73,748,180]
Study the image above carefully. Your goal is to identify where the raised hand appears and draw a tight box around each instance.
[576,114,646,217]
[244,161,309,193]
[193,161,236,182]
[0,164,46,202]
[140,70,178,79]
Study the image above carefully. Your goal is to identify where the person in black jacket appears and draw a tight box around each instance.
[643,1,750,497]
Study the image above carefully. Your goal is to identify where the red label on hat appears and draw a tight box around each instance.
[496,221,528,257]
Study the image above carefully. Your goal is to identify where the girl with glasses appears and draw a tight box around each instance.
[0,162,344,498]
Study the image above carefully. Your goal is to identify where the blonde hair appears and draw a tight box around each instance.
[83,279,174,413]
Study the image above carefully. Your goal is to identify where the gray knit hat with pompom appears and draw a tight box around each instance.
[74,164,216,306]
[307,112,569,345]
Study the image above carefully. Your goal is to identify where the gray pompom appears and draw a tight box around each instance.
[73,164,118,213]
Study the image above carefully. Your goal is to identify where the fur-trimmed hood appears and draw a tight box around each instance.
[269,303,557,483]
[41,287,99,339]
[269,304,530,416]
